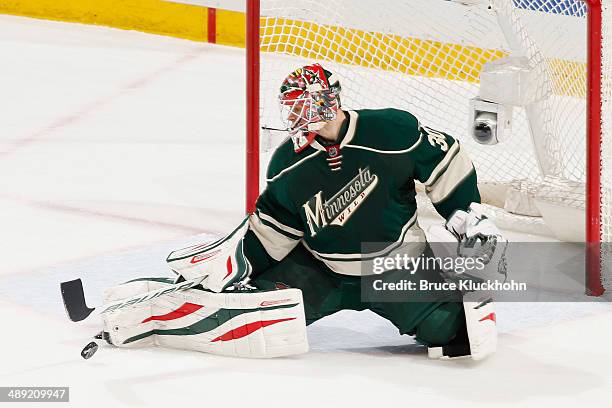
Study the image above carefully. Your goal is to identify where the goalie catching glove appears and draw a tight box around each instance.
[427,202,508,285]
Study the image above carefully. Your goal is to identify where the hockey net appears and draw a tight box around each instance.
[250,0,612,292]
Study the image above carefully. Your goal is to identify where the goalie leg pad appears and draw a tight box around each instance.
[463,295,497,360]
[102,279,309,358]
[428,295,497,361]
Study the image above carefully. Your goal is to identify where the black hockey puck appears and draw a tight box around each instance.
[81,341,99,359]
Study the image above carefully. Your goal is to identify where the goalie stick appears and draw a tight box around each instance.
[60,275,208,322]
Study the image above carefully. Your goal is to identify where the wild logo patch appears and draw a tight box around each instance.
[302,167,378,236]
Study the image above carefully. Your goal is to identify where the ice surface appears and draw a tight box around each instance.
[0,15,611,408]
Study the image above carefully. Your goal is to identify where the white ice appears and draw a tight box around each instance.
[0,15,611,408]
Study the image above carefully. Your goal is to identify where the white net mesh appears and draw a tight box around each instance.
[257,0,610,288]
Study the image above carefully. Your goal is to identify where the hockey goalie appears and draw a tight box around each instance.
[101,63,507,360]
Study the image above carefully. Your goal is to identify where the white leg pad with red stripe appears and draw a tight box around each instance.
[102,279,308,358]
[427,296,497,361]
[464,296,497,361]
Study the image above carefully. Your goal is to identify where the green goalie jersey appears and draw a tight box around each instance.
[245,108,480,276]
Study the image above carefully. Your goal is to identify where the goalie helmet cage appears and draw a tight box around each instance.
[245,0,611,295]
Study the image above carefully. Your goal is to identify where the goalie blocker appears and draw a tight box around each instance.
[100,278,309,358]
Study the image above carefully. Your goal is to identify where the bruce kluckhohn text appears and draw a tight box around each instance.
[372,279,528,292]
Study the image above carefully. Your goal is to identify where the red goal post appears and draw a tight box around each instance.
[585,0,604,295]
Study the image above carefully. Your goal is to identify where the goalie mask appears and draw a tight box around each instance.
[279,64,341,152]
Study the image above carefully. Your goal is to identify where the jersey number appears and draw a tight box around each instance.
[422,126,449,152]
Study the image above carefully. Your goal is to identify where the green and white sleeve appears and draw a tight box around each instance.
[410,126,481,219]
[244,184,305,274]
